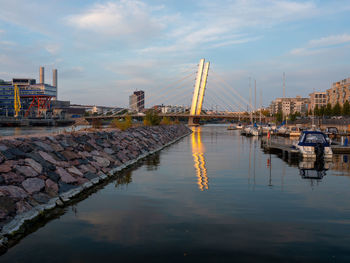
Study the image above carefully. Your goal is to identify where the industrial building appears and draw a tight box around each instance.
[129,90,144,112]
[0,67,57,117]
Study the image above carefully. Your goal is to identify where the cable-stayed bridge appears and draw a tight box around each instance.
[85,58,267,124]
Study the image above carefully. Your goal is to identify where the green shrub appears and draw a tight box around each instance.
[143,110,161,126]
[160,117,171,125]
[92,119,102,129]
[110,115,132,131]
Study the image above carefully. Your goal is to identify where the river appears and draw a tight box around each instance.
[1,125,350,262]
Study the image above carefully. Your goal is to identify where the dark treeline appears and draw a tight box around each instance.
[311,101,350,117]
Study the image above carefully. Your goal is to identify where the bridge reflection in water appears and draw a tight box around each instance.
[191,127,209,191]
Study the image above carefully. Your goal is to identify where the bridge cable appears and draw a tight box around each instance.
[210,70,254,111]
[207,79,247,112]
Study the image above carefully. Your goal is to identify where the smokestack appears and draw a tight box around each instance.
[53,69,57,88]
[39,66,44,84]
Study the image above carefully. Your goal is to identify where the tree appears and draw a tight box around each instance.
[314,105,319,116]
[160,117,171,125]
[325,103,332,116]
[333,102,342,116]
[319,105,325,117]
[261,109,270,117]
[290,113,296,121]
[290,111,301,121]
[110,115,132,131]
[144,110,161,126]
[342,100,350,116]
[275,111,283,123]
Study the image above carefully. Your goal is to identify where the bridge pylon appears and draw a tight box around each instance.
[189,58,210,126]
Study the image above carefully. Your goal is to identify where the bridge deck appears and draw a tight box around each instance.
[85,114,266,121]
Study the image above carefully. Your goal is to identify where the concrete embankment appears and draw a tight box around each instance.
[0,124,191,248]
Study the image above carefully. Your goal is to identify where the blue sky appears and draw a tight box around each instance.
[0,0,349,110]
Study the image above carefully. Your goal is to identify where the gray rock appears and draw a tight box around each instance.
[0,176,4,185]
[46,171,60,183]
[61,150,79,160]
[45,179,58,194]
[0,186,28,199]
[56,167,77,183]
[34,141,54,152]
[54,151,67,161]
[58,182,78,194]
[24,158,43,174]
[0,196,16,217]
[77,158,89,165]
[38,151,58,165]
[67,167,83,177]
[15,165,38,178]
[16,200,32,214]
[25,152,56,171]
[104,148,114,154]
[0,163,12,173]
[0,150,15,160]
[22,178,45,194]
[84,172,99,180]
[32,193,50,204]
[0,145,8,151]
[2,172,24,184]
[8,148,27,159]
[93,156,110,167]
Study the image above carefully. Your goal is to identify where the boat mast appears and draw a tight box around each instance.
[249,77,253,124]
[260,89,262,124]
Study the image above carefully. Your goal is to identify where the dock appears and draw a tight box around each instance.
[261,137,350,157]
[261,138,300,160]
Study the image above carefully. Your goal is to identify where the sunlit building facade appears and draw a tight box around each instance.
[326,77,350,107]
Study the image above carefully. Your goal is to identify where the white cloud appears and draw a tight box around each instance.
[211,36,262,48]
[138,0,317,55]
[309,34,350,47]
[290,34,350,56]
[44,44,60,55]
[66,1,164,38]
[0,40,16,46]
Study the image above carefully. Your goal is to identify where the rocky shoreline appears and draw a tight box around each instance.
[0,124,191,249]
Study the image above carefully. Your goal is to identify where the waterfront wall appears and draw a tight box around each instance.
[0,124,191,246]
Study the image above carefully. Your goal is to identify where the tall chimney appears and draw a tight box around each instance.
[39,66,44,84]
[53,69,57,88]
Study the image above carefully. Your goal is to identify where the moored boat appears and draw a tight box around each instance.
[294,131,333,159]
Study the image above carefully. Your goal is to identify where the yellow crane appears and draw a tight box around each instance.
[14,84,21,117]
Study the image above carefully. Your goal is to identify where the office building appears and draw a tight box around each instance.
[129,90,144,112]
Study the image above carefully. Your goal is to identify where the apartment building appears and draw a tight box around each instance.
[326,78,350,107]
[309,91,327,111]
[269,96,309,116]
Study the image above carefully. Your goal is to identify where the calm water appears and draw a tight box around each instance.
[1,125,350,262]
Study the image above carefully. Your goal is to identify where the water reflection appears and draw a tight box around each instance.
[145,152,160,171]
[332,154,350,175]
[191,127,209,191]
[298,160,330,186]
[115,170,133,189]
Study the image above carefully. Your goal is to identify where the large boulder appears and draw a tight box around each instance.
[22,178,45,194]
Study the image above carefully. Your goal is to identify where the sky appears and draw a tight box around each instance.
[0,0,349,110]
